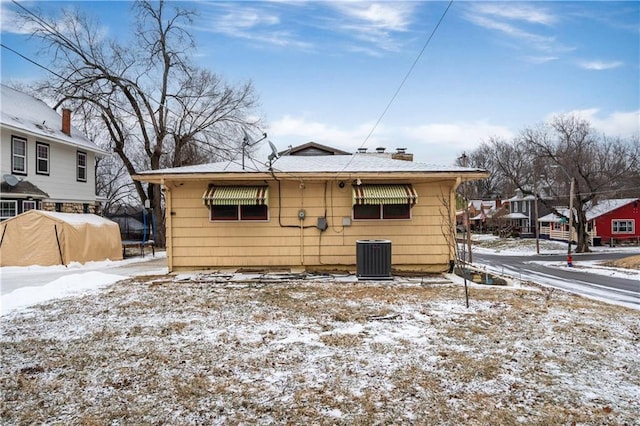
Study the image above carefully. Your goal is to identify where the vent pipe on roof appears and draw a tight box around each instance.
[62,108,71,136]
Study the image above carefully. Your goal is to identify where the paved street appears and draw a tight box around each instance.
[474,251,640,309]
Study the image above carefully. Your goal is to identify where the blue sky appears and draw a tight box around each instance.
[1,1,638,165]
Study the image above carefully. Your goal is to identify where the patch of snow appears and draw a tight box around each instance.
[1,271,126,315]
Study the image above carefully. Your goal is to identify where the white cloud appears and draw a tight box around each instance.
[469,3,557,26]
[330,2,413,32]
[196,4,312,49]
[463,3,571,54]
[578,61,624,70]
[547,109,640,138]
[523,56,559,64]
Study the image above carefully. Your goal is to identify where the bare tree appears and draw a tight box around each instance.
[472,114,639,253]
[18,0,262,246]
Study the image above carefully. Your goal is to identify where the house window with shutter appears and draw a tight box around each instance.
[352,184,417,220]
[202,186,269,222]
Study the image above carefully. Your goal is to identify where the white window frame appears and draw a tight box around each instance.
[612,219,634,234]
[22,200,37,212]
[11,136,27,175]
[77,151,87,182]
[0,200,17,219]
[513,202,519,213]
[36,142,50,175]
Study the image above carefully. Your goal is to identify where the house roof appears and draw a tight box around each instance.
[133,154,489,183]
[503,212,528,220]
[585,198,638,221]
[0,84,107,155]
[0,178,50,199]
[280,142,351,156]
[537,198,639,223]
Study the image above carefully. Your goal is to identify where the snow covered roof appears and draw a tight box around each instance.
[585,198,638,221]
[136,154,487,178]
[469,200,497,210]
[0,84,107,155]
[503,212,528,220]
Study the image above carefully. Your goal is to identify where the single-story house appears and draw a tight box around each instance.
[0,210,123,266]
[133,151,488,273]
[538,198,639,245]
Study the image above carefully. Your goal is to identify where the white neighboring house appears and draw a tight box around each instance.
[0,84,107,220]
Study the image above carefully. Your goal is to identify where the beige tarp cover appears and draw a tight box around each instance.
[0,211,123,266]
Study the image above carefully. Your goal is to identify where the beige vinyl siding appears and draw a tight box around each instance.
[167,178,457,272]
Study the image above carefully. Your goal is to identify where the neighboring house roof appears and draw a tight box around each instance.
[469,200,497,210]
[506,193,536,202]
[280,142,351,156]
[134,154,489,182]
[0,84,107,155]
[503,212,528,220]
[0,178,49,199]
[584,198,638,221]
[538,198,639,223]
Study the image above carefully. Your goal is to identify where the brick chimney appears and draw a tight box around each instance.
[62,108,71,136]
[392,147,413,161]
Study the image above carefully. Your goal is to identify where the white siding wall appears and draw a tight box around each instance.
[1,128,98,202]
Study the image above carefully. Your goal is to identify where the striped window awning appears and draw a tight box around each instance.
[202,186,269,206]
[352,184,418,205]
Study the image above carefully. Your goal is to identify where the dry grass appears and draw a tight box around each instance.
[606,254,640,270]
[1,276,639,425]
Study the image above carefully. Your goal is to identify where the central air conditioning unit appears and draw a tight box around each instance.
[356,239,392,280]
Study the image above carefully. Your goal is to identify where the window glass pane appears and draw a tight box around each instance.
[382,204,411,219]
[240,204,268,220]
[211,205,238,220]
[23,201,36,212]
[0,201,17,218]
[353,204,381,219]
[12,138,26,173]
[36,144,49,174]
[77,152,87,181]
[13,140,25,155]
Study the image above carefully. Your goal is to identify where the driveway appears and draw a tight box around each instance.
[0,255,168,295]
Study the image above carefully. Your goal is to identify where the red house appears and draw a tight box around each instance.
[538,198,640,245]
[591,198,640,245]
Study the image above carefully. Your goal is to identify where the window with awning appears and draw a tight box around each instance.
[202,186,269,206]
[352,184,417,220]
[202,186,269,221]
[352,184,418,205]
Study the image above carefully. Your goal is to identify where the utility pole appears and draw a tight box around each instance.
[567,177,575,266]
[534,182,540,254]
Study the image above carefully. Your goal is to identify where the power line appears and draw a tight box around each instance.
[359,0,454,150]
[335,0,454,178]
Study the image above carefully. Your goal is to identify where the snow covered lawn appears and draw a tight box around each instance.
[2,273,639,424]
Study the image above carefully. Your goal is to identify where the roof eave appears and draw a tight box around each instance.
[1,122,109,155]
[134,170,489,184]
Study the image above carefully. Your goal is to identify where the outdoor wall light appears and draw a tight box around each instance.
[338,181,345,188]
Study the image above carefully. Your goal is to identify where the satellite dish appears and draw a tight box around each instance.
[3,174,19,187]
[242,128,254,146]
[268,141,280,162]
